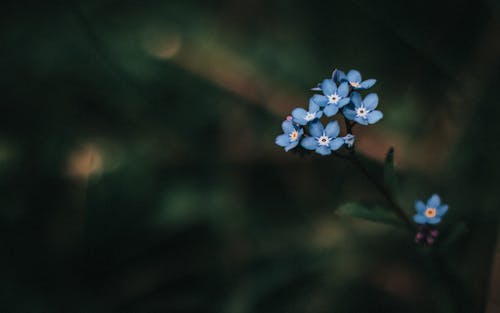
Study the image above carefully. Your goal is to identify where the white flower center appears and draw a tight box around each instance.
[350,81,360,88]
[289,130,299,141]
[356,106,369,118]
[304,112,316,121]
[317,134,331,146]
[327,93,341,104]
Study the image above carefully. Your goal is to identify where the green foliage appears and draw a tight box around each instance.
[0,0,498,312]
[337,202,403,227]
[384,147,396,193]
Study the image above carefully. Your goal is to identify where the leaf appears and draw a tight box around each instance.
[384,147,396,193]
[337,202,403,227]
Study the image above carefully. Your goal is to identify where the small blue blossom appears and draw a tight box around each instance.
[345,69,376,90]
[275,119,304,152]
[300,120,344,156]
[292,98,323,125]
[343,92,383,125]
[311,79,350,117]
[342,134,355,148]
[413,194,449,225]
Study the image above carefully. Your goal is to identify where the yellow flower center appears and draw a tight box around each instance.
[350,81,360,88]
[290,130,298,141]
[424,207,437,218]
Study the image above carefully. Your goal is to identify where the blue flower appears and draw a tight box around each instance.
[292,98,323,125]
[343,92,383,125]
[342,134,355,148]
[275,119,304,152]
[413,194,449,225]
[345,69,376,90]
[300,120,344,156]
[311,79,350,117]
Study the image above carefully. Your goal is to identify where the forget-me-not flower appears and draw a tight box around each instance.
[413,194,449,225]
[300,120,344,156]
[311,79,351,117]
[275,119,304,152]
[346,69,376,90]
[292,98,323,125]
[343,92,383,125]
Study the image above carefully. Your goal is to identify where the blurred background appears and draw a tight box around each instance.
[1,0,499,312]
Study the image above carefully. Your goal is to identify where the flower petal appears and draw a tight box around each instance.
[309,98,320,112]
[312,94,328,107]
[310,83,322,91]
[285,140,299,151]
[413,214,427,224]
[343,107,356,120]
[281,120,294,133]
[363,93,379,110]
[354,116,368,125]
[309,120,324,138]
[337,82,350,97]
[428,217,442,225]
[350,92,362,108]
[367,110,383,124]
[292,107,307,125]
[333,69,347,83]
[361,79,376,89]
[329,137,344,150]
[321,79,336,96]
[427,194,441,208]
[325,120,340,138]
[415,200,426,213]
[337,98,350,108]
[347,69,362,83]
[300,137,317,150]
[275,134,289,147]
[437,204,448,216]
[316,145,331,156]
[323,104,339,117]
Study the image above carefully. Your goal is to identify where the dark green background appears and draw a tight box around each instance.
[1,1,499,312]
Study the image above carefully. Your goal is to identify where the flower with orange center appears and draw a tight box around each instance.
[413,194,449,225]
[276,120,304,152]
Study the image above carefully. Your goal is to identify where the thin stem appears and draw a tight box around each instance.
[348,152,415,231]
[341,116,415,231]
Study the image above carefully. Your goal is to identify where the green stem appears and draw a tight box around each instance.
[348,152,415,231]
[342,117,415,231]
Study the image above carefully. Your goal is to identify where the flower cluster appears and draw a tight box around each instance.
[276,69,383,155]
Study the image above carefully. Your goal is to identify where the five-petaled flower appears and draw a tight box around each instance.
[292,98,323,125]
[345,69,376,90]
[343,92,383,125]
[300,120,344,156]
[311,79,351,117]
[275,120,304,152]
[413,194,449,225]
